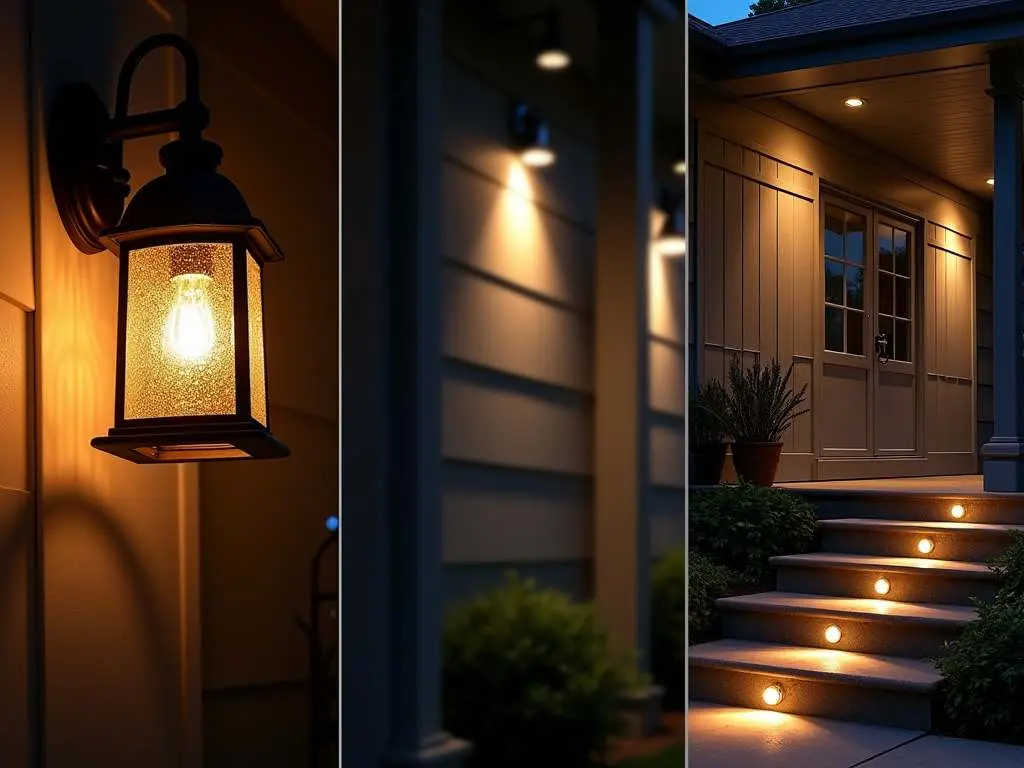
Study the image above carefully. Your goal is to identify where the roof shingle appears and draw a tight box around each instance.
[698,0,1018,47]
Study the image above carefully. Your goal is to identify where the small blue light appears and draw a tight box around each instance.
[326,515,339,532]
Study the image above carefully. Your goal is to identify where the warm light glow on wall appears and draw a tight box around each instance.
[950,504,966,519]
[917,538,935,555]
[824,624,842,644]
[761,684,783,706]
[874,577,891,596]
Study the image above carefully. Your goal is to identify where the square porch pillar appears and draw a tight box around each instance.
[342,0,470,765]
[982,47,1024,492]
[593,0,676,733]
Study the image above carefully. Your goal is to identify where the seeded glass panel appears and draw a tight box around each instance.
[123,242,237,420]
[846,265,864,309]
[825,306,844,352]
[847,309,864,354]
[247,251,268,427]
[825,259,844,304]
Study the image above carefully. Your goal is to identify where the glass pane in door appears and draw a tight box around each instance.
[876,222,913,363]
[824,205,867,355]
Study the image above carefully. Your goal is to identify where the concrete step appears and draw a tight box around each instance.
[771,552,999,606]
[789,490,1024,525]
[688,639,940,730]
[819,518,1024,563]
[717,591,975,658]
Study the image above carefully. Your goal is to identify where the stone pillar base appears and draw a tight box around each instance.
[383,733,472,767]
[620,683,665,738]
[982,438,1024,492]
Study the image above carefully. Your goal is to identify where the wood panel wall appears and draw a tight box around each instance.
[694,85,985,480]
[698,133,816,480]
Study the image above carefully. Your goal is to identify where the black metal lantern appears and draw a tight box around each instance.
[47,33,289,463]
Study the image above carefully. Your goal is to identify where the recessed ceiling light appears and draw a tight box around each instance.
[987,178,995,186]
[844,97,866,108]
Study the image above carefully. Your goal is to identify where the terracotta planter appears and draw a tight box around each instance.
[689,443,728,486]
[731,442,784,487]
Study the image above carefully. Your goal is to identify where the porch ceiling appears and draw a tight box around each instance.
[717,46,999,200]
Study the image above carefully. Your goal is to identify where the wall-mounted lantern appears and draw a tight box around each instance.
[655,190,686,258]
[510,102,556,168]
[47,33,289,464]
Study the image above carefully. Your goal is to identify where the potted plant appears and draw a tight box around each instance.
[689,378,730,486]
[722,356,809,487]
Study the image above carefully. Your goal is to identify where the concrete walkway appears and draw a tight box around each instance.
[689,702,1024,767]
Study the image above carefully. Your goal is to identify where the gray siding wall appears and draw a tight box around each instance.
[439,58,688,602]
[440,56,596,603]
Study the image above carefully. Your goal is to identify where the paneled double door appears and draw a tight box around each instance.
[819,194,921,460]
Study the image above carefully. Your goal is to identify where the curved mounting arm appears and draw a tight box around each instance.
[107,33,209,145]
[47,32,213,255]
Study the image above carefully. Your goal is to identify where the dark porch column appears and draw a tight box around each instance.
[342,0,470,764]
[982,47,1024,492]
[593,0,676,732]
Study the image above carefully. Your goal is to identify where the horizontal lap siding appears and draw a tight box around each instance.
[699,132,816,481]
[440,58,595,603]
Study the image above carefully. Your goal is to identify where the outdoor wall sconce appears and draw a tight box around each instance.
[47,33,289,464]
[534,5,571,71]
[655,190,686,258]
[510,102,556,168]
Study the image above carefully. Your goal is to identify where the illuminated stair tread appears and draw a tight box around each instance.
[770,552,997,577]
[688,639,941,691]
[717,591,977,625]
[820,518,1024,534]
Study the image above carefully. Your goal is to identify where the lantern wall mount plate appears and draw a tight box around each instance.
[47,33,289,464]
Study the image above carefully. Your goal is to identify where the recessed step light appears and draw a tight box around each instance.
[874,577,891,596]
[762,684,784,706]
[950,504,966,519]
[917,538,935,555]
[824,624,842,644]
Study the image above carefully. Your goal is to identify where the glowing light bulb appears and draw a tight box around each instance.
[917,538,934,554]
[950,504,965,519]
[521,146,556,168]
[762,684,783,706]
[874,577,891,596]
[165,273,216,363]
[536,49,570,71]
[824,624,842,644]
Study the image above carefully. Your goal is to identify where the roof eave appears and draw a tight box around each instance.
[698,3,1024,81]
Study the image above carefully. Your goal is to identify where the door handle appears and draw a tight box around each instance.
[875,332,891,365]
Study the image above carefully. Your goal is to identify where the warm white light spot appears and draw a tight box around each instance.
[844,97,865,108]
[824,624,842,644]
[987,178,995,186]
[917,538,935,555]
[520,146,556,168]
[874,577,891,596]
[165,273,216,363]
[658,235,687,258]
[673,159,686,176]
[536,48,571,71]
[762,684,783,707]
[950,504,966,519]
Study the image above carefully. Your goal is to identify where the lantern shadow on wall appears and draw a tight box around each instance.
[47,33,289,464]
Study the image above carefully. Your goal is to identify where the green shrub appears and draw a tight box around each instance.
[936,532,1024,743]
[689,483,817,586]
[649,548,732,710]
[442,574,641,767]
[688,549,733,638]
